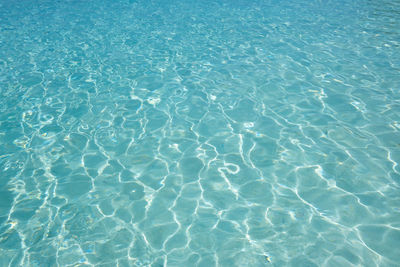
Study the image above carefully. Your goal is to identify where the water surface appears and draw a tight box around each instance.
[1,0,400,266]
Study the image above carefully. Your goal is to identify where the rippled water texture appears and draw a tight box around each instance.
[1,0,400,266]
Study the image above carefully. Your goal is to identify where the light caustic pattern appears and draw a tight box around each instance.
[0,0,400,266]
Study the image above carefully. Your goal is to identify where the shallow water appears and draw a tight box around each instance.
[1,0,400,266]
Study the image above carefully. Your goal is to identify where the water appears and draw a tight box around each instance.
[1,0,400,266]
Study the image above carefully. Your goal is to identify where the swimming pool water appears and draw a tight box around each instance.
[1,0,400,266]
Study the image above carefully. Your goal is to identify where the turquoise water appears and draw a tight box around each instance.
[1,0,400,266]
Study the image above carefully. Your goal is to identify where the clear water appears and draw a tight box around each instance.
[1,0,400,266]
